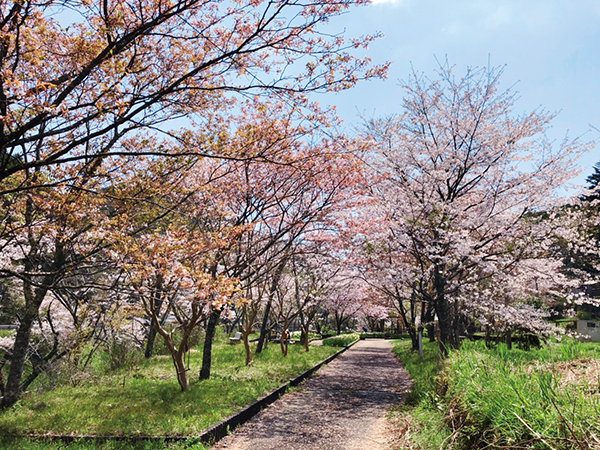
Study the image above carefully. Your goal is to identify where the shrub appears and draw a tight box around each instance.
[321,334,359,347]
[360,332,408,340]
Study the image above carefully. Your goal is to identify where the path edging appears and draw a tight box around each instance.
[198,339,359,444]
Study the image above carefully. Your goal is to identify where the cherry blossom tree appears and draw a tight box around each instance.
[0,157,123,406]
[111,224,240,391]
[363,63,590,352]
[0,0,386,192]
[558,162,600,285]
[324,278,365,335]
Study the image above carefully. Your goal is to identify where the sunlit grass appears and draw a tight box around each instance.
[392,338,600,449]
[0,437,208,450]
[0,339,336,438]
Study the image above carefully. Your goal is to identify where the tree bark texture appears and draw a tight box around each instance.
[200,308,220,380]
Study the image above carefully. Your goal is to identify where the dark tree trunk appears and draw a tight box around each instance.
[199,308,220,380]
[423,303,436,342]
[145,325,158,358]
[2,252,55,408]
[427,323,436,342]
[256,300,271,354]
[2,312,36,407]
[434,268,456,356]
[257,259,286,354]
[436,297,453,356]
[506,330,512,350]
[145,277,164,358]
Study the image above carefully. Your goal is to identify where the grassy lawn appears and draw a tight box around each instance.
[0,338,338,448]
[392,338,600,449]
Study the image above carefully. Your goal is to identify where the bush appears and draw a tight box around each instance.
[321,334,359,347]
[360,332,408,340]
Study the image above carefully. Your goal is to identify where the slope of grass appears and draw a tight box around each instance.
[442,340,600,449]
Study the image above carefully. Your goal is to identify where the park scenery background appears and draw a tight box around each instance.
[0,1,599,449]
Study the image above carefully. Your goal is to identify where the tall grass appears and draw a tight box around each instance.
[392,340,451,449]
[393,338,600,449]
[443,340,600,449]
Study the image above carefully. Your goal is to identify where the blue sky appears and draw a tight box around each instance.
[323,0,600,187]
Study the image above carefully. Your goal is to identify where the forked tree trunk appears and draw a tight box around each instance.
[172,349,190,391]
[280,319,290,357]
[280,335,289,357]
[257,259,286,354]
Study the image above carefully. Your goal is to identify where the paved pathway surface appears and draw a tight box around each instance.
[212,339,412,450]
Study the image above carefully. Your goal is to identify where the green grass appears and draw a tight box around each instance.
[0,437,208,450]
[392,338,600,449]
[321,333,359,347]
[442,340,600,449]
[0,339,337,439]
[289,331,321,341]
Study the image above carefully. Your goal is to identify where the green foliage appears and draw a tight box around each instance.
[393,339,600,449]
[321,334,359,347]
[0,329,16,338]
[585,161,600,194]
[0,340,337,438]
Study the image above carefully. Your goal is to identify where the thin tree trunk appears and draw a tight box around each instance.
[199,308,220,380]
[257,258,286,354]
[145,277,164,358]
[256,300,271,354]
[145,325,158,358]
[243,333,252,365]
[303,322,310,352]
[173,350,190,391]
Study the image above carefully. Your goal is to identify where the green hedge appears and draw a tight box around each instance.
[360,332,408,340]
[321,334,360,347]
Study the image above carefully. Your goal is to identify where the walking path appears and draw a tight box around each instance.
[211,339,412,450]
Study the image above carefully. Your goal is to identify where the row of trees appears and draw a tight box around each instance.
[0,0,597,410]
[0,0,387,406]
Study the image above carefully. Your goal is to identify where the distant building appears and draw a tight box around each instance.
[577,320,600,342]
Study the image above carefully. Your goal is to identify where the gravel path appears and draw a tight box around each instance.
[211,339,412,450]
